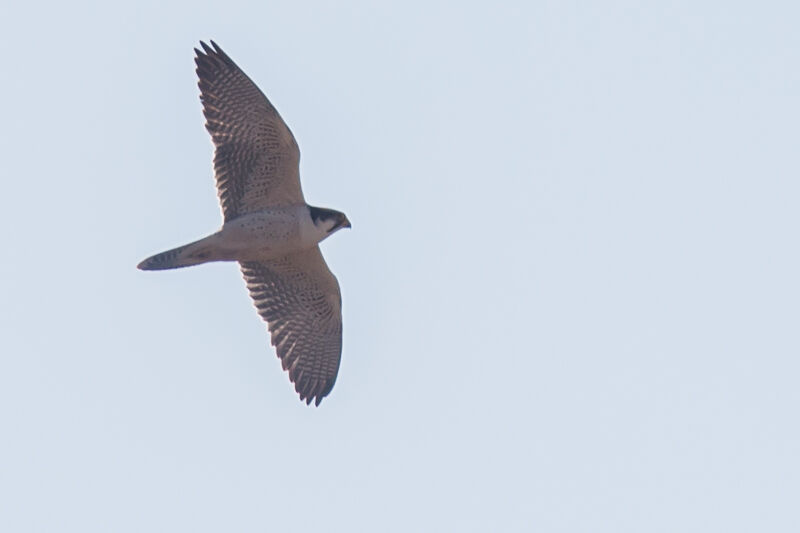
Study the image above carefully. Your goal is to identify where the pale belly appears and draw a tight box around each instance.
[210,207,317,261]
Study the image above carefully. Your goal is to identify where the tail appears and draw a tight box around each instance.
[137,238,217,271]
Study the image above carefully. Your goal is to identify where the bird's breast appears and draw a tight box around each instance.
[216,207,313,261]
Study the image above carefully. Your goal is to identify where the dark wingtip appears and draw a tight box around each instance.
[195,40,235,74]
[296,382,330,407]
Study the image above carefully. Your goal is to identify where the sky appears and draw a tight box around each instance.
[1,1,799,531]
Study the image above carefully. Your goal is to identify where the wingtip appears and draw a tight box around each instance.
[301,380,334,406]
[296,383,328,407]
[195,40,234,70]
[196,40,225,55]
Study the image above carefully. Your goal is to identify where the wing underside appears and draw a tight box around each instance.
[240,247,343,405]
[195,41,304,220]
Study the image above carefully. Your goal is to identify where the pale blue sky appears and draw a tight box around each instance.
[1,1,798,531]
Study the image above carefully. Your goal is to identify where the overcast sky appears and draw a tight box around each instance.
[1,1,798,531]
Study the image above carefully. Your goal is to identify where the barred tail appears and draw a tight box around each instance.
[137,238,216,271]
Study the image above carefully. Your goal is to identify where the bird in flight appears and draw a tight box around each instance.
[138,41,351,406]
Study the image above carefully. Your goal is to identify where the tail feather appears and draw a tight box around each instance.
[137,239,215,271]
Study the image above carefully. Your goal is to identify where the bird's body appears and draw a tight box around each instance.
[138,41,350,405]
[138,205,337,269]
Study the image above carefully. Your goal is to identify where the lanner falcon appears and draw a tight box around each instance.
[138,41,351,406]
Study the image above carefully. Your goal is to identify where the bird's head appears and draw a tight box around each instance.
[309,206,351,237]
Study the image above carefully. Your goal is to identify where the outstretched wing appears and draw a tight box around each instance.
[240,247,343,405]
[195,41,304,221]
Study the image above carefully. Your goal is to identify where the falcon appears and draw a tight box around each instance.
[138,41,351,406]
